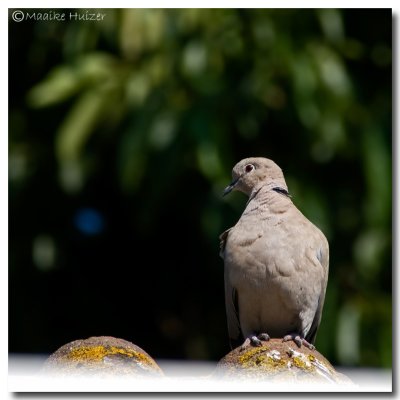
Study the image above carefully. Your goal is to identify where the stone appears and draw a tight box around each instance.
[42,336,163,377]
[214,338,353,385]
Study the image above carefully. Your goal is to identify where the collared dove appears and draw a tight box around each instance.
[220,157,329,350]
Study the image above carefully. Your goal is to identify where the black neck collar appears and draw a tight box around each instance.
[272,187,291,198]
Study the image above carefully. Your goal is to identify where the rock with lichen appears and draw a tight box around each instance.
[214,338,353,385]
[42,336,163,377]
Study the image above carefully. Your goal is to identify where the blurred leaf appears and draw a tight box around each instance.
[119,9,165,60]
[336,302,361,365]
[196,141,223,181]
[317,9,344,44]
[27,66,80,107]
[126,70,152,106]
[148,112,177,151]
[76,52,119,83]
[27,52,118,108]
[312,44,352,97]
[182,41,208,77]
[353,229,390,280]
[55,88,108,164]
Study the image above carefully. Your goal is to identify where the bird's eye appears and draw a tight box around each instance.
[245,164,255,173]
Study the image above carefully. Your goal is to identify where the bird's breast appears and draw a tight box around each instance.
[225,226,270,289]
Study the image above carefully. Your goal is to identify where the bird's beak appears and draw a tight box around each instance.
[223,177,239,197]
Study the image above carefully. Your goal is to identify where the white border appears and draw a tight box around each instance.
[3,3,398,398]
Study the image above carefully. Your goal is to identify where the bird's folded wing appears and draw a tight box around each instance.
[224,278,242,349]
[306,240,330,344]
[219,228,232,259]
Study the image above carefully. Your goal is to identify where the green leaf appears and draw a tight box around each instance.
[27,66,81,108]
[55,89,106,163]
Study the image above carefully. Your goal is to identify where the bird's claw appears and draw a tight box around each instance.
[257,333,270,342]
[240,333,270,351]
[282,334,315,350]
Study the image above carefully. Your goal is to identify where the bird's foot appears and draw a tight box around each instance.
[240,333,270,351]
[282,333,315,350]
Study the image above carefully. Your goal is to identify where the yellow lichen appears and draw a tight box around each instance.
[237,346,288,372]
[255,356,265,365]
[66,345,156,367]
[291,355,313,370]
[238,346,269,365]
[262,355,287,370]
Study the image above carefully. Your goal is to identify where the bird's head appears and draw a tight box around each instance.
[223,157,288,197]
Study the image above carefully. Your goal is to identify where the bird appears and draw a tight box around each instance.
[220,157,329,350]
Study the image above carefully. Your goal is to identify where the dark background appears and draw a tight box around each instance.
[9,8,392,368]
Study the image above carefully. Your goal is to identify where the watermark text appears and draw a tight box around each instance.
[11,10,106,23]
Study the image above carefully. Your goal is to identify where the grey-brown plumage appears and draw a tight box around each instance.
[220,157,329,350]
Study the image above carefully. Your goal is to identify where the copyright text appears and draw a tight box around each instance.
[11,10,106,23]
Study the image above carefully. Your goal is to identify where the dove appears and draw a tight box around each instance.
[220,157,329,350]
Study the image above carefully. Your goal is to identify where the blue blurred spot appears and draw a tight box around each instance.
[74,208,105,236]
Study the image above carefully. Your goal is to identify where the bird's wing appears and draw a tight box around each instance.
[224,276,242,349]
[220,227,242,348]
[306,237,330,344]
[219,228,232,259]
